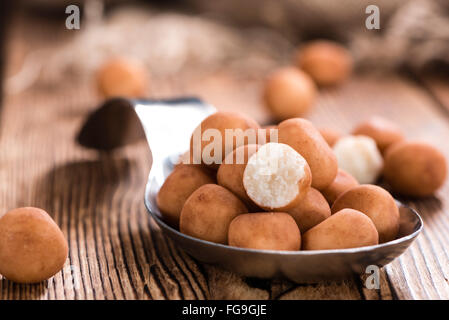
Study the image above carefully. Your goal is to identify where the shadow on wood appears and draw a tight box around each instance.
[29,157,136,216]
[0,279,49,300]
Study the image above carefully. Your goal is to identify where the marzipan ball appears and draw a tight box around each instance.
[262,125,278,144]
[295,40,353,87]
[217,144,259,206]
[174,150,191,167]
[190,111,260,169]
[157,164,215,228]
[278,118,338,190]
[302,208,378,250]
[180,184,248,244]
[321,169,359,205]
[228,212,301,251]
[0,207,68,283]
[243,143,312,211]
[331,184,400,243]
[263,67,317,121]
[383,141,447,197]
[319,128,342,147]
[352,116,404,154]
[287,188,331,233]
[96,57,149,98]
[333,135,383,184]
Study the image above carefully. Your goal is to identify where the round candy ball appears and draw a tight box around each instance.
[263,67,317,121]
[383,141,447,197]
[295,40,352,87]
[0,207,68,283]
[190,111,260,169]
[331,184,399,243]
[157,164,215,228]
[180,184,248,244]
[321,169,359,205]
[96,57,149,98]
[352,116,404,154]
[228,212,301,251]
[287,188,331,233]
[278,118,338,190]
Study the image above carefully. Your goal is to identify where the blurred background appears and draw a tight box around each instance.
[1,0,449,124]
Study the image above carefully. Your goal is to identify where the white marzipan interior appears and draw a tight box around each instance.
[243,143,307,209]
[333,135,383,184]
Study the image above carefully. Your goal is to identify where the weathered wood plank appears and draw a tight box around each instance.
[2,12,449,300]
[276,279,362,300]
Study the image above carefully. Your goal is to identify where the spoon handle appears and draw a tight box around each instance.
[134,97,216,184]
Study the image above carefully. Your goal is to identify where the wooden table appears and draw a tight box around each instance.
[1,12,449,300]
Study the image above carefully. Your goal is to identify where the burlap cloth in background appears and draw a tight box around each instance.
[7,0,449,93]
[190,0,449,70]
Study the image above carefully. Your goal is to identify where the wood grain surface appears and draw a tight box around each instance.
[1,12,449,300]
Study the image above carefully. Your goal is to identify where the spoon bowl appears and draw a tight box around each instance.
[145,172,422,282]
[78,97,423,283]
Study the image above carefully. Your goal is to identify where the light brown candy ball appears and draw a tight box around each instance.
[96,57,149,98]
[174,151,192,168]
[157,164,215,228]
[228,212,301,251]
[0,207,68,283]
[302,208,378,250]
[263,67,317,121]
[278,118,338,190]
[190,111,260,169]
[321,169,359,205]
[383,141,447,197]
[352,116,404,154]
[295,40,352,87]
[331,184,399,243]
[262,125,278,144]
[319,128,342,147]
[180,184,248,244]
[217,144,259,206]
[287,188,331,233]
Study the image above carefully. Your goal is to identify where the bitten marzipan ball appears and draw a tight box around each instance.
[295,40,353,87]
[263,67,317,121]
[333,135,383,184]
[331,184,400,243]
[96,57,149,98]
[383,141,447,197]
[352,116,404,154]
[243,143,312,211]
[180,184,248,244]
[228,212,301,251]
[0,207,68,284]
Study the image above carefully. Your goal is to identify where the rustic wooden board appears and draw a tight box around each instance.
[1,14,449,300]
